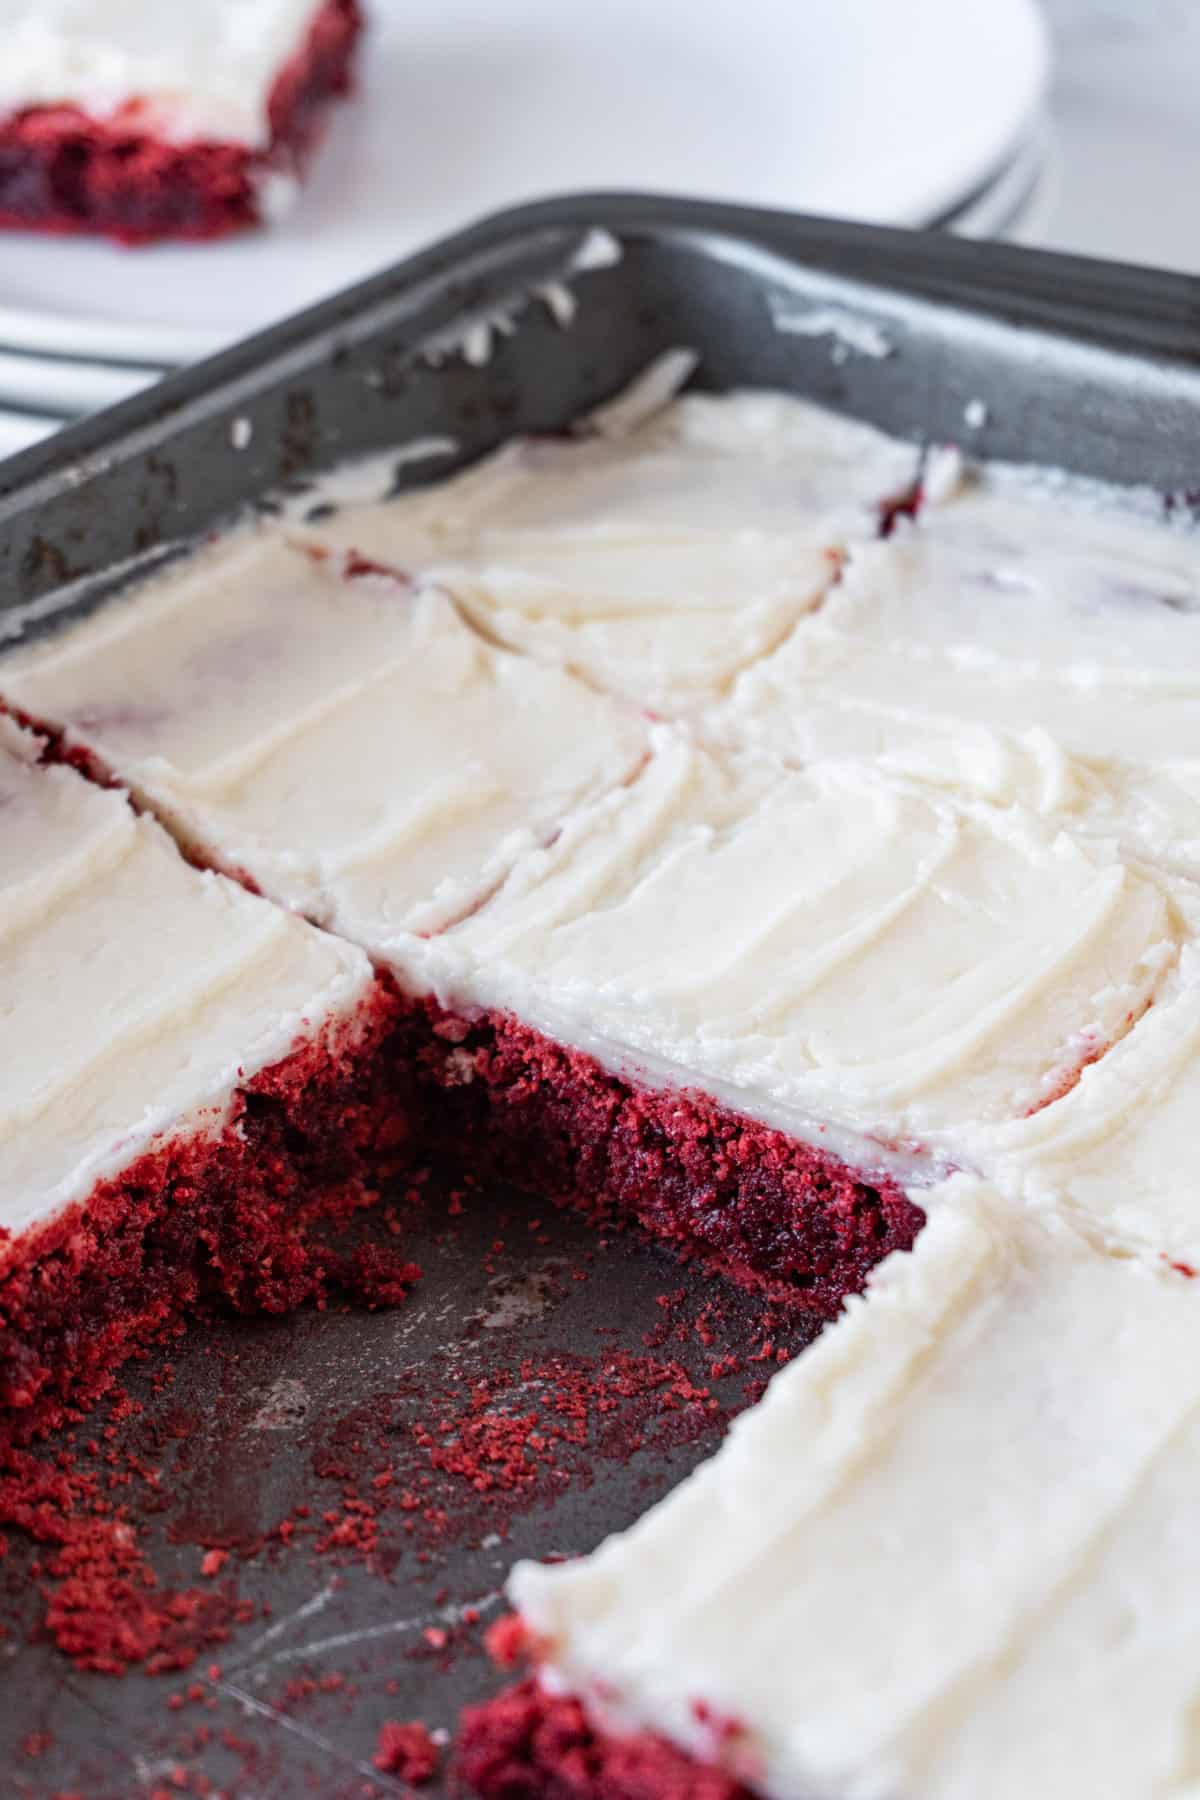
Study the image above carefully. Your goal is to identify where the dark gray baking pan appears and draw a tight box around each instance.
[3,195,1200,1799]
[6,191,1200,626]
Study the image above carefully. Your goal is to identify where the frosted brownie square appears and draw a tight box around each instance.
[297,392,919,710]
[416,730,1178,1164]
[714,464,1200,864]
[0,528,649,944]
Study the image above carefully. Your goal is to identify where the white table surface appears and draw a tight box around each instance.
[1040,0,1200,273]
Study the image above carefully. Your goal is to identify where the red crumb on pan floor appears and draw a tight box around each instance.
[0,1442,246,1675]
[413,1352,719,1498]
[4,1241,818,1704]
[374,1719,440,1783]
[0,1269,802,1682]
[0,1150,824,1696]
[303,1342,728,1574]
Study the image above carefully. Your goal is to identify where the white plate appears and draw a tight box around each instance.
[0,0,1049,366]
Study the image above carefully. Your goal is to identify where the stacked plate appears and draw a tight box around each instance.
[0,0,1050,457]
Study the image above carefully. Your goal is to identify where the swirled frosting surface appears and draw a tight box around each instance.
[298,392,918,709]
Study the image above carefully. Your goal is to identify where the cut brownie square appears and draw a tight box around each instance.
[713,462,1200,864]
[0,715,411,1437]
[415,730,1177,1169]
[0,527,650,943]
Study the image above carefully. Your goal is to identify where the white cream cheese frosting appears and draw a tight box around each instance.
[970,936,1200,1273]
[0,714,372,1252]
[716,468,1200,868]
[513,1180,1200,1800]
[0,529,648,945]
[0,0,325,147]
[417,729,1179,1161]
[299,392,919,710]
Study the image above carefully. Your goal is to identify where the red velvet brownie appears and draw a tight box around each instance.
[0,527,650,940]
[0,714,412,1439]
[400,726,1175,1293]
[0,0,362,244]
[714,456,1200,860]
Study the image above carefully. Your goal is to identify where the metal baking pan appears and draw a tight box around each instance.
[4,195,1200,1798]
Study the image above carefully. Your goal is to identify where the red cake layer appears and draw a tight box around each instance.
[0,0,362,244]
[398,994,926,1319]
[0,980,920,1443]
[458,1679,753,1800]
[0,977,417,1443]
[0,971,921,1450]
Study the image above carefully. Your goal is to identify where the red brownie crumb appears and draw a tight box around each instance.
[0,1443,239,1674]
[486,1615,535,1670]
[457,1679,753,1800]
[374,1719,439,1783]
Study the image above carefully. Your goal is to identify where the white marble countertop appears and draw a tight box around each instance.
[1040,0,1200,273]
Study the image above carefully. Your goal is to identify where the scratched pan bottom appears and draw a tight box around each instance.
[4,1177,822,1798]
